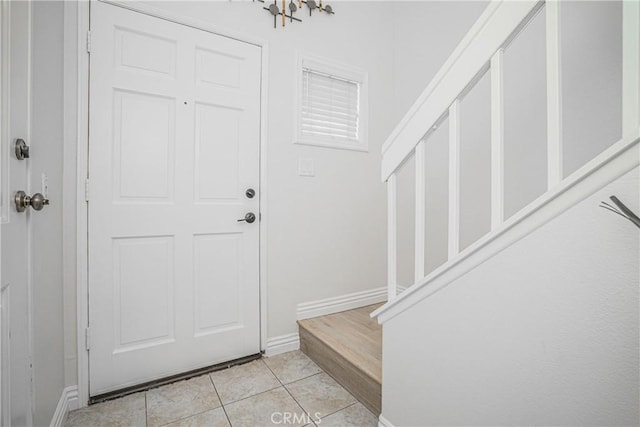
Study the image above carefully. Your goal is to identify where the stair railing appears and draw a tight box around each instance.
[378,0,640,318]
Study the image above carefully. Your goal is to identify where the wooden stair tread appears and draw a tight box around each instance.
[297,304,382,384]
[297,303,383,415]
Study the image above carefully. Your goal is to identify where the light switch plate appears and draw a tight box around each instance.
[298,158,315,177]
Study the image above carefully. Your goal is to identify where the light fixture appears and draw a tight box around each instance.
[255,0,334,29]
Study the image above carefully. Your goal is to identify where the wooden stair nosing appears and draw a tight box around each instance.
[298,322,381,416]
[296,318,381,385]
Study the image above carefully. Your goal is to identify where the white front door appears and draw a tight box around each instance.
[88,2,262,395]
[1,1,33,424]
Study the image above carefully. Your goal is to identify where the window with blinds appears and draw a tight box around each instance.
[301,69,360,141]
[296,55,368,152]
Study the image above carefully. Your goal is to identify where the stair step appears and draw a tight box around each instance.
[297,303,382,415]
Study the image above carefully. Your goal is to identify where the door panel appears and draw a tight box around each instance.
[113,90,175,201]
[89,2,261,395]
[113,236,175,352]
[193,233,243,335]
[1,1,32,424]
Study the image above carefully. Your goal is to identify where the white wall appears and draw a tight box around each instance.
[561,1,622,177]
[390,1,490,125]
[133,0,395,340]
[31,1,66,424]
[382,167,639,426]
[390,1,489,286]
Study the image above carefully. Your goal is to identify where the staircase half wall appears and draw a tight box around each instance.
[379,166,639,426]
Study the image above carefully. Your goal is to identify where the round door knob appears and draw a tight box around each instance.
[14,191,49,212]
[237,212,256,224]
[30,193,50,211]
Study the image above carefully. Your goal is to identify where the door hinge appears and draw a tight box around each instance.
[85,178,90,202]
[86,30,92,54]
[85,327,91,351]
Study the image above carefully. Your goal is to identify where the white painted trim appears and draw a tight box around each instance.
[75,0,270,406]
[99,0,267,48]
[447,101,460,260]
[293,52,369,153]
[0,285,10,427]
[414,141,426,281]
[545,0,563,188]
[264,333,300,358]
[25,2,34,423]
[378,414,396,427]
[381,0,541,181]
[49,386,79,427]
[297,287,387,321]
[259,40,270,358]
[0,2,6,421]
[75,0,90,408]
[62,0,80,405]
[623,0,640,138]
[386,174,397,301]
[373,134,640,324]
[490,49,504,230]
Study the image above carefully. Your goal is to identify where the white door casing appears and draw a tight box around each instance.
[88,1,262,395]
[1,0,33,424]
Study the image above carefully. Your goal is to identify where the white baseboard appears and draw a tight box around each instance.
[265,333,300,357]
[378,414,395,427]
[297,286,387,321]
[50,385,79,427]
[266,287,387,357]
[396,286,408,295]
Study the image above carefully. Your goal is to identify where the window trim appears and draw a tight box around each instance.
[294,53,369,152]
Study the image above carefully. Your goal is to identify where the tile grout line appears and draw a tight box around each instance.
[318,401,360,421]
[275,360,362,423]
[263,353,362,424]
[210,360,283,407]
[149,376,227,427]
[208,373,234,427]
[262,357,315,422]
[219,383,283,407]
[282,372,358,424]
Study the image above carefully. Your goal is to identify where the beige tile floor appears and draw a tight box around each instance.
[64,350,378,427]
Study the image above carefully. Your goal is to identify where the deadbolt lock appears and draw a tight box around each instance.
[15,191,49,212]
[15,139,30,160]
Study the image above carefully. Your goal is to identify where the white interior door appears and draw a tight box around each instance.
[1,1,33,424]
[88,2,262,395]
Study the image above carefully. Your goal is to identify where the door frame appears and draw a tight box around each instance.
[71,0,270,407]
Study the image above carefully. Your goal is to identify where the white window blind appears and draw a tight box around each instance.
[301,68,360,141]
